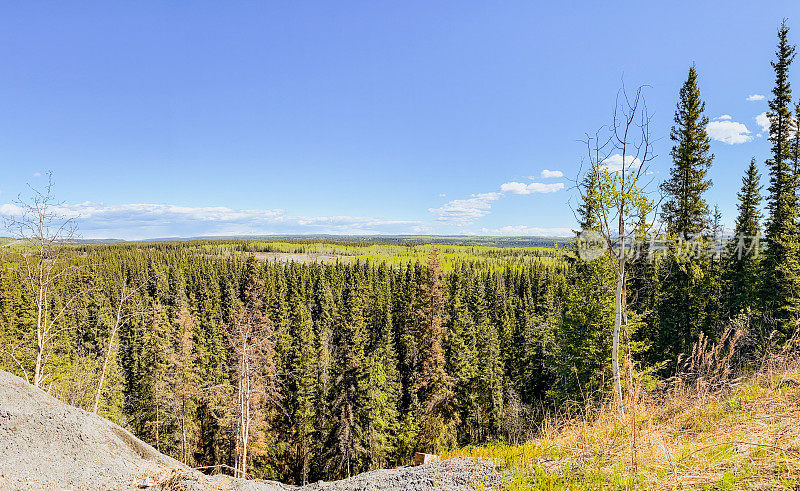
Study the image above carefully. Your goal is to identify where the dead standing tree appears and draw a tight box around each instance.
[3,173,97,388]
[577,86,656,415]
[92,280,147,414]
[227,285,281,479]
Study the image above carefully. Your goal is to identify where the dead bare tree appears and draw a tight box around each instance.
[92,281,146,414]
[3,172,97,388]
[227,292,281,478]
[577,85,656,415]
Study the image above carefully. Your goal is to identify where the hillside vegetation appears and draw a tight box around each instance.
[447,348,800,489]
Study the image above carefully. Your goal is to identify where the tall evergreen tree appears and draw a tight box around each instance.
[415,248,458,453]
[654,66,716,369]
[762,21,800,339]
[326,276,370,478]
[288,292,317,484]
[444,270,478,444]
[722,159,763,317]
[660,65,714,239]
[364,270,400,470]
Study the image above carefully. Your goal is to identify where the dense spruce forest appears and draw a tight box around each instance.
[2,19,800,488]
[0,241,570,483]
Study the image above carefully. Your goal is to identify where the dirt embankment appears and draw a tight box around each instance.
[0,369,499,490]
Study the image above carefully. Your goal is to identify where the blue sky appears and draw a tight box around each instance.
[0,1,797,239]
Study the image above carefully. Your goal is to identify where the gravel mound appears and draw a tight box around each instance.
[0,369,193,489]
[303,458,501,490]
[0,369,500,490]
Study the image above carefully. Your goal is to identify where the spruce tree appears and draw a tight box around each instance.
[722,159,763,317]
[167,307,201,465]
[415,248,458,452]
[364,272,400,469]
[444,271,478,444]
[660,65,714,239]
[762,20,800,339]
[558,254,616,398]
[655,66,715,368]
[576,166,601,232]
[289,293,317,484]
[326,276,369,478]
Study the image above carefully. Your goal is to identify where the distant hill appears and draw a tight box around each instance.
[2,234,572,248]
[128,235,574,248]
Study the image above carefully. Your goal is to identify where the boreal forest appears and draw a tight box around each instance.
[2,19,800,489]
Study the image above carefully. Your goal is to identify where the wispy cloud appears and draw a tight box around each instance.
[428,193,500,225]
[756,112,770,133]
[746,94,765,101]
[540,169,564,178]
[32,172,42,177]
[0,202,420,239]
[432,175,566,225]
[500,181,564,194]
[707,116,752,144]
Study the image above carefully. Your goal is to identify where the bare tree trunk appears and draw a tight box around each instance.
[613,206,626,415]
[93,285,125,413]
[236,374,244,477]
[302,447,309,485]
[181,399,187,464]
[613,260,625,416]
[155,400,161,452]
[34,284,45,387]
[235,347,250,479]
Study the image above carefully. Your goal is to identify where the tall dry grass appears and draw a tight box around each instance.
[446,326,800,489]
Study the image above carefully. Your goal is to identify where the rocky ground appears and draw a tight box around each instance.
[0,369,501,490]
[298,458,501,490]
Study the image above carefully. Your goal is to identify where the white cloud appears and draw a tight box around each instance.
[746,94,765,101]
[438,193,446,197]
[0,202,420,239]
[33,172,42,177]
[500,181,564,194]
[428,193,500,224]
[434,178,565,225]
[499,182,529,194]
[601,154,642,173]
[707,118,752,144]
[756,112,770,133]
[717,114,732,121]
[540,169,564,178]
[491,225,574,236]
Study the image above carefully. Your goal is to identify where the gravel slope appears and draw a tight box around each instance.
[0,369,500,490]
[0,369,193,489]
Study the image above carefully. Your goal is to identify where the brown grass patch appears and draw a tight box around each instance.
[445,331,800,489]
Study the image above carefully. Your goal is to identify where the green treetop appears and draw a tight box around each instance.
[660,65,713,239]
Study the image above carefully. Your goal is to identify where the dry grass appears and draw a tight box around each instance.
[132,463,194,489]
[445,335,800,489]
